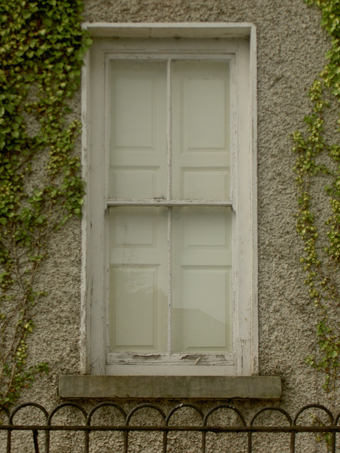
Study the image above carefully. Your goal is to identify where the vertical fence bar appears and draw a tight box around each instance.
[163,429,167,453]
[124,429,128,453]
[33,430,39,453]
[84,428,89,453]
[6,429,11,453]
[201,431,206,453]
[290,431,295,453]
[45,427,49,453]
[332,428,336,453]
[247,431,251,453]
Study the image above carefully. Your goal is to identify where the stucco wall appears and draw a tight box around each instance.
[10,0,340,451]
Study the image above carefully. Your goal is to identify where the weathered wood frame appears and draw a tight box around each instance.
[81,23,258,377]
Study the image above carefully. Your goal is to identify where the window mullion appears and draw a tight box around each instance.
[167,59,172,201]
[168,206,172,354]
[167,59,173,354]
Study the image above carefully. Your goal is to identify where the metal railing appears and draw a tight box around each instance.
[1,402,340,452]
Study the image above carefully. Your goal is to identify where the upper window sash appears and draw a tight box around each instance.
[105,54,235,207]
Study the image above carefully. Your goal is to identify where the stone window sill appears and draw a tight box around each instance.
[59,375,282,399]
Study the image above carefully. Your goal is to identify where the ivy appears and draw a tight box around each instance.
[293,0,340,393]
[0,0,91,407]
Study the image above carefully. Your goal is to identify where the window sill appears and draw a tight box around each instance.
[59,375,282,399]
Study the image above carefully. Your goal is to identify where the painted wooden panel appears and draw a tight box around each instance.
[182,168,230,200]
[111,167,158,199]
[172,269,231,350]
[110,60,167,199]
[111,267,155,347]
[185,78,226,149]
[172,60,230,199]
[113,208,155,246]
[109,207,168,352]
[114,78,153,148]
[172,207,232,352]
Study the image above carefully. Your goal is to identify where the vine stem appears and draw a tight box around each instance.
[0,0,90,407]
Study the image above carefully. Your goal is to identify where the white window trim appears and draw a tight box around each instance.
[80,23,258,377]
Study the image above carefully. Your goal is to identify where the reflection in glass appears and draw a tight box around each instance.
[109,207,168,352]
[172,207,232,352]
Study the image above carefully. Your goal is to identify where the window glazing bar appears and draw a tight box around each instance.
[107,200,233,207]
[167,59,173,354]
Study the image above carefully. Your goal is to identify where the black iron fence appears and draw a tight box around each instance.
[1,402,340,452]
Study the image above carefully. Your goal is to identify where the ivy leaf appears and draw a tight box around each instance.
[22,10,32,20]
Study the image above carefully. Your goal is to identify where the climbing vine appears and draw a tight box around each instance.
[0,0,91,407]
[293,0,340,392]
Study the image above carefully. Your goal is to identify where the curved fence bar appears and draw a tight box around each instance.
[8,402,49,453]
[203,404,247,427]
[293,404,334,425]
[87,402,127,452]
[0,405,10,453]
[87,402,127,424]
[126,403,167,453]
[47,401,88,424]
[47,402,87,453]
[293,404,336,453]
[250,407,293,453]
[202,404,247,453]
[1,402,340,452]
[126,403,166,425]
[165,403,204,425]
[165,403,204,452]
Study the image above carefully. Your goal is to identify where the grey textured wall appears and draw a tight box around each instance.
[12,0,340,451]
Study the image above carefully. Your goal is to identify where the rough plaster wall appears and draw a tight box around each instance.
[9,0,340,451]
[82,0,332,407]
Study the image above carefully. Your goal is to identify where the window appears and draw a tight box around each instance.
[83,24,257,377]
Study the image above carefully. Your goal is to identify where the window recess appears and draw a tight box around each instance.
[85,29,257,377]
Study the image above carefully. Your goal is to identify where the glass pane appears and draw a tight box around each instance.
[109,207,168,352]
[172,60,230,200]
[172,207,232,352]
[110,60,167,199]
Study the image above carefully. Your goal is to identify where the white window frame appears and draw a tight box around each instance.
[81,23,258,377]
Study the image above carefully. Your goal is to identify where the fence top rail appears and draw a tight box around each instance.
[2,402,340,430]
[3,425,340,433]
